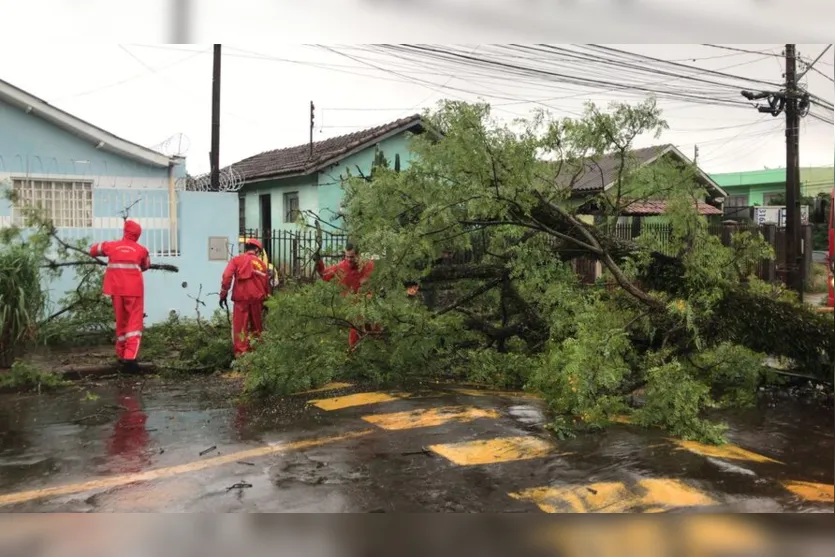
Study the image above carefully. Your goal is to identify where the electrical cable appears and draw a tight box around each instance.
[797,45,833,81]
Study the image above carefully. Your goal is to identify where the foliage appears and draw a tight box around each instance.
[206,99,828,444]
[142,311,234,374]
[810,223,828,251]
[0,244,45,367]
[0,186,116,357]
[805,262,830,294]
[238,279,461,396]
[0,359,68,392]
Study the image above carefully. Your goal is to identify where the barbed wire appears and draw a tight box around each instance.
[148,133,191,157]
[175,166,244,192]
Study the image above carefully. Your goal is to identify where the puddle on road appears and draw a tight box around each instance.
[0,377,831,512]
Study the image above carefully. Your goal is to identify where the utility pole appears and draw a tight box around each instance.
[693,145,699,165]
[784,44,803,300]
[210,44,222,192]
[309,101,315,158]
[741,44,812,300]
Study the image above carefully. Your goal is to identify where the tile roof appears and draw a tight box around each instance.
[622,200,723,216]
[556,144,673,194]
[228,114,424,182]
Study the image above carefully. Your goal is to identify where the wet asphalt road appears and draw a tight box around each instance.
[0,376,832,513]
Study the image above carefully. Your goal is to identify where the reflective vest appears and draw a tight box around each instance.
[239,236,277,288]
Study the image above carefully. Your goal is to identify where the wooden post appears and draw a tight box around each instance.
[721,220,738,247]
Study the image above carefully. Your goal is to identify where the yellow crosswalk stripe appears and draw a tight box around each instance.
[671,439,782,465]
[781,480,834,503]
[309,391,405,411]
[362,406,500,431]
[428,436,557,466]
[510,478,716,513]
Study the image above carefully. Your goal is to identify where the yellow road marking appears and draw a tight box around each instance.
[0,429,373,508]
[450,388,541,401]
[781,480,834,503]
[296,382,354,395]
[308,392,404,411]
[510,478,715,513]
[362,406,500,431]
[671,439,782,465]
[429,436,556,466]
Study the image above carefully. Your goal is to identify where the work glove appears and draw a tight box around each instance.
[219,297,228,310]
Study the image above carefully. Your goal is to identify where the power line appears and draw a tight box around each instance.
[797,44,833,81]
[700,44,782,57]
[375,44,753,109]
[808,65,835,84]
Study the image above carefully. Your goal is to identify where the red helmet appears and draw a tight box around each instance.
[244,238,263,251]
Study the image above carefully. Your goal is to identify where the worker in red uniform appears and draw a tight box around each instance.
[90,219,150,366]
[219,239,270,356]
[314,242,377,349]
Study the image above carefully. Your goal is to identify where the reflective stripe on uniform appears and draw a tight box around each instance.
[108,263,142,271]
[93,244,104,256]
[253,270,267,277]
[116,335,126,342]
[124,331,142,338]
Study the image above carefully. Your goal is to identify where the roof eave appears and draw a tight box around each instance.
[598,144,729,198]
[0,79,174,168]
[239,118,425,184]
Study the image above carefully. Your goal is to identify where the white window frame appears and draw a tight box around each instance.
[11,178,94,228]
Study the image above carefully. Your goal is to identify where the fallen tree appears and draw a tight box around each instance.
[241,99,833,443]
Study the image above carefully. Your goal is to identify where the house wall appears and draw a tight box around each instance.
[0,98,172,188]
[0,97,184,254]
[711,167,834,205]
[0,97,239,324]
[239,131,418,236]
[316,133,416,228]
[241,174,318,232]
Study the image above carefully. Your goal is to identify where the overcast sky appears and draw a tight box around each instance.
[1,42,832,177]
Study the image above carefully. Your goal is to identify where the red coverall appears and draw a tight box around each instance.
[90,220,150,362]
[315,257,377,348]
[221,252,270,356]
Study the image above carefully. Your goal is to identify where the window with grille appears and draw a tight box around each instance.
[12,179,93,228]
[284,191,300,223]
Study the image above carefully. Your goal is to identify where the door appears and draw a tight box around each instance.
[259,194,272,260]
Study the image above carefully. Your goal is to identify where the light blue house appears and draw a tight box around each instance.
[0,78,239,323]
[229,114,425,241]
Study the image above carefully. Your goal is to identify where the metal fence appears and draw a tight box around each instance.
[242,222,811,287]
[240,228,349,279]
[568,223,813,286]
